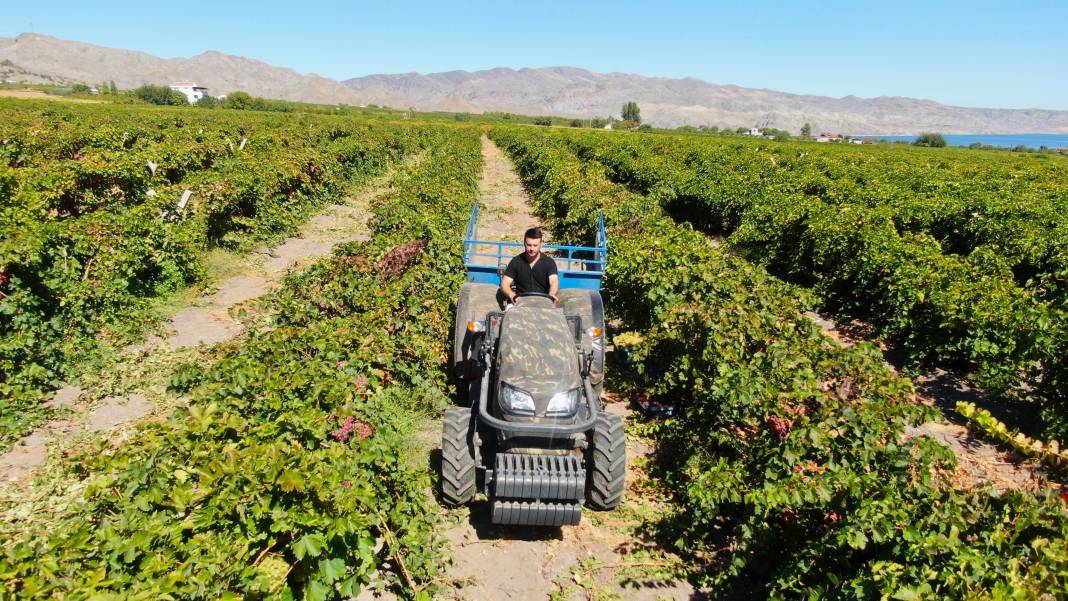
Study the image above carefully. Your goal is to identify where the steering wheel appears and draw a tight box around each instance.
[515,292,555,302]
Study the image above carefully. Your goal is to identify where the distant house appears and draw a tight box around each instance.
[169,82,209,103]
[748,127,762,136]
[816,132,843,143]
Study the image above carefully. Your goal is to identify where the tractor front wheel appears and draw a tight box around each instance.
[586,412,625,510]
[441,408,478,506]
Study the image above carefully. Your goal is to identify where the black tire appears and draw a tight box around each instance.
[452,286,474,380]
[586,412,625,510]
[441,407,477,506]
[452,283,498,381]
[560,288,605,390]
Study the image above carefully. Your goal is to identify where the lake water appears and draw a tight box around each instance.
[855,133,1068,150]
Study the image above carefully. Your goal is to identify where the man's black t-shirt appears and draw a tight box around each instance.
[503,252,558,295]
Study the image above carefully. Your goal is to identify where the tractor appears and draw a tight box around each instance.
[441,204,624,526]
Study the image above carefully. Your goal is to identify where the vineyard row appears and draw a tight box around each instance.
[489,126,1068,599]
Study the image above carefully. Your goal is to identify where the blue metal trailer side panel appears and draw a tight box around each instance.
[463,204,607,291]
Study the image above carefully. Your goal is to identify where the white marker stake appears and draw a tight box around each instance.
[177,190,192,214]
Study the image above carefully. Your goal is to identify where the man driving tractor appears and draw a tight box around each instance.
[500,227,559,305]
[444,204,622,526]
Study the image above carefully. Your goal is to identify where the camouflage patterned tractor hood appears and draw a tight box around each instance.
[498,298,582,412]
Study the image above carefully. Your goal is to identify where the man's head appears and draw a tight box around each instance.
[523,227,543,260]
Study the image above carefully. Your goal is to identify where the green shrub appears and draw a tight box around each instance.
[913,132,947,147]
[129,84,189,106]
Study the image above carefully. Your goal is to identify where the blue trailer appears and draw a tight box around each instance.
[462,203,608,291]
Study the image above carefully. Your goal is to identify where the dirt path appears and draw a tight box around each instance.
[0,89,104,103]
[164,202,371,348]
[475,133,540,243]
[420,136,695,600]
[0,171,394,486]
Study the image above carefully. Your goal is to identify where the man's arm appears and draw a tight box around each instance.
[500,275,517,303]
[548,273,559,303]
[501,256,519,303]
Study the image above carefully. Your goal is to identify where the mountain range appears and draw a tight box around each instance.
[3,32,1067,135]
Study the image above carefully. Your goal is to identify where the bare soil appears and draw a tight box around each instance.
[165,202,371,349]
[0,175,392,485]
[0,89,103,103]
[476,134,540,243]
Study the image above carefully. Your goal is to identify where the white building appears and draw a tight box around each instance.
[169,82,209,103]
[748,127,762,136]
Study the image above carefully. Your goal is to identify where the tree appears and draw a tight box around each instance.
[533,117,552,126]
[621,101,641,123]
[590,118,609,129]
[130,84,189,106]
[913,132,947,148]
[108,80,117,95]
[223,91,257,110]
[800,122,812,137]
[570,118,584,128]
[761,127,792,141]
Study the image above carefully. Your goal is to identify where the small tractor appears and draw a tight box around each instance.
[441,204,624,526]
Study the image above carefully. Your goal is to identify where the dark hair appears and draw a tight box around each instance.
[523,227,543,241]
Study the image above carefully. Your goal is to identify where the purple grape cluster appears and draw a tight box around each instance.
[354,421,373,440]
[377,239,428,277]
[767,414,793,440]
[333,416,357,443]
[332,415,373,444]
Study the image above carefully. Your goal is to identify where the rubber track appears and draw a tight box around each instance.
[441,407,477,506]
[587,412,626,509]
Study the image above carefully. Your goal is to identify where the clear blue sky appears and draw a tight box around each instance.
[3,1,1066,109]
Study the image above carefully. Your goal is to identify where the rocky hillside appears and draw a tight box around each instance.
[344,67,1068,134]
[0,33,370,106]
[3,32,1067,134]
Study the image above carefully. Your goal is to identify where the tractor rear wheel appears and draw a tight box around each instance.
[453,283,499,381]
[441,408,478,506]
[586,412,625,510]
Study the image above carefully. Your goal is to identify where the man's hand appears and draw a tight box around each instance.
[500,275,517,306]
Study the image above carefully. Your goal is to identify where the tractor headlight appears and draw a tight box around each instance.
[546,388,580,417]
[500,384,535,415]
